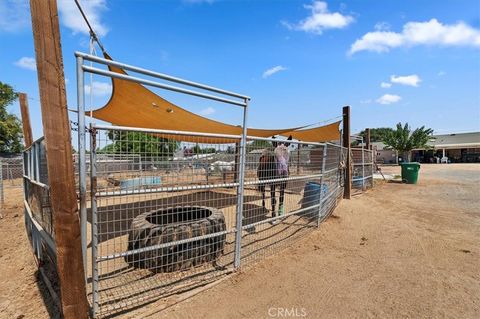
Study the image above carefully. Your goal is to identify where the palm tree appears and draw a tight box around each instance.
[383,122,433,162]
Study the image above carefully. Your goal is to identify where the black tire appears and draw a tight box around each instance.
[125,206,226,272]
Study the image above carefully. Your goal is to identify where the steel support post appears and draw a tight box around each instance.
[234,99,249,269]
[317,144,328,227]
[77,55,88,278]
[89,125,99,317]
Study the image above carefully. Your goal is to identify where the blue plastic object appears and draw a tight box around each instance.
[120,176,161,190]
[301,181,328,218]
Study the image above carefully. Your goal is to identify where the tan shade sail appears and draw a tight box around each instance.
[89,54,340,143]
[285,121,341,143]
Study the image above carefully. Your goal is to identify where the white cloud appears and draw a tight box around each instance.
[390,74,421,87]
[0,0,30,32]
[376,94,401,105]
[283,1,354,35]
[14,57,37,71]
[374,21,391,31]
[199,107,216,116]
[349,19,480,55]
[380,82,392,88]
[58,0,109,37]
[262,65,287,78]
[438,71,446,76]
[85,81,112,97]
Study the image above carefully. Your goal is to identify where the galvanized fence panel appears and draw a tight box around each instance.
[0,157,24,206]
[88,127,242,317]
[351,147,374,193]
[87,126,348,317]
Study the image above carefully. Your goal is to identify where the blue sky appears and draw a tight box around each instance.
[1,0,479,140]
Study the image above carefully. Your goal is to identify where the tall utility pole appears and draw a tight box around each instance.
[18,93,33,148]
[342,106,351,199]
[29,0,89,318]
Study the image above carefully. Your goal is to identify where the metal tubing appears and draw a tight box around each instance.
[82,66,247,107]
[89,126,99,317]
[24,200,56,254]
[34,143,40,181]
[98,229,236,261]
[317,144,328,227]
[361,139,365,190]
[77,55,88,278]
[234,99,249,269]
[93,124,328,147]
[95,173,323,198]
[22,175,49,189]
[75,51,250,100]
[248,135,326,147]
[94,124,242,140]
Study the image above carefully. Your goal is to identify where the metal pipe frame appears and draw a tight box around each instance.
[89,125,99,317]
[361,137,365,190]
[234,99,249,269]
[82,65,247,107]
[77,55,88,280]
[97,228,236,262]
[94,124,332,147]
[94,124,242,141]
[24,199,56,255]
[317,144,328,227]
[95,173,324,198]
[75,51,250,101]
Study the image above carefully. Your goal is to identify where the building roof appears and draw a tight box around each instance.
[426,132,480,149]
[364,132,480,150]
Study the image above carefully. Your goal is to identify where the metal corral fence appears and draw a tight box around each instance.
[85,125,347,317]
[0,156,24,206]
[22,138,58,296]
[72,51,352,317]
[351,147,374,193]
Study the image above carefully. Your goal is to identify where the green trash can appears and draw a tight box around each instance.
[400,162,421,184]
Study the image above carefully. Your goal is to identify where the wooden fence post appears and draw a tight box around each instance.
[342,106,351,199]
[29,0,89,318]
[366,128,371,150]
[19,93,33,148]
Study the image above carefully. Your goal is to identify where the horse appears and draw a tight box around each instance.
[257,136,292,219]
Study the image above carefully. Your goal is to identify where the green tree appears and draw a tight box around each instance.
[358,127,394,143]
[101,131,180,158]
[247,139,272,152]
[0,82,23,153]
[193,144,216,154]
[383,122,433,161]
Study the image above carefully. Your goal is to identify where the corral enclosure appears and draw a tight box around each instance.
[20,52,374,318]
[85,127,348,317]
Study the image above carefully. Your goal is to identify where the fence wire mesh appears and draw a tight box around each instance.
[87,127,347,317]
[351,147,374,194]
[1,157,24,206]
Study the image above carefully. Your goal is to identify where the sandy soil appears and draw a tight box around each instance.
[1,164,479,318]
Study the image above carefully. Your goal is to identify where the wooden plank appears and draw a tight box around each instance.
[342,106,351,199]
[29,1,89,318]
[18,93,33,148]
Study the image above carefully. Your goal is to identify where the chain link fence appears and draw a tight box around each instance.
[86,126,347,317]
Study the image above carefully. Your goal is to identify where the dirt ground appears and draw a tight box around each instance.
[1,164,479,318]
